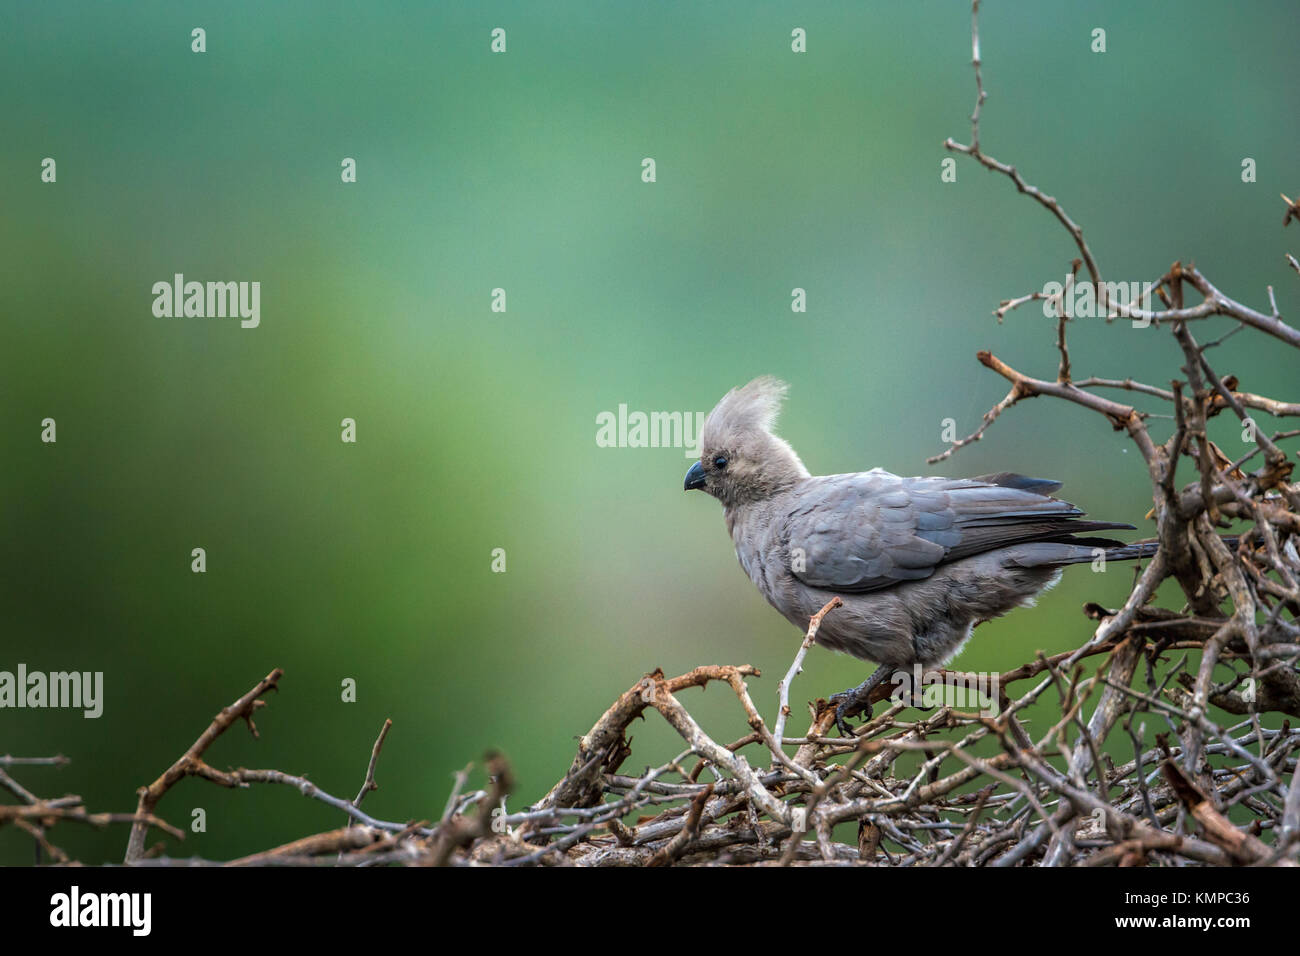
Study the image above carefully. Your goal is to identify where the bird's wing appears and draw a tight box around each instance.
[782,470,1130,593]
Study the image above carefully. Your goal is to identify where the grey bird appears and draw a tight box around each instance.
[683,376,1155,735]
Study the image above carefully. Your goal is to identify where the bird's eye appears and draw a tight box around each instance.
[713,456,728,470]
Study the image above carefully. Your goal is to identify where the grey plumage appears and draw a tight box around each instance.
[683,376,1151,726]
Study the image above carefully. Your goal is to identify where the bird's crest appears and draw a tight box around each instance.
[703,376,789,447]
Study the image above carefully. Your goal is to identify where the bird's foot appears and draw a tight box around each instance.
[830,686,873,737]
[828,664,893,737]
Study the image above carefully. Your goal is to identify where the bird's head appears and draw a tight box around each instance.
[684,376,809,507]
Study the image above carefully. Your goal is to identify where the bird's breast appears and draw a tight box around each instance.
[727,506,782,595]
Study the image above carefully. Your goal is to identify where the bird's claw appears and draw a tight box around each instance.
[830,688,873,738]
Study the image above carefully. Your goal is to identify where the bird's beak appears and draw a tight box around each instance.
[683,461,707,491]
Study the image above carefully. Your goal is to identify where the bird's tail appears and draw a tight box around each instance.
[1098,540,1161,562]
[1066,535,1239,564]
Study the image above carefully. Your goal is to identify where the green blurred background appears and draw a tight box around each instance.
[1,1,1296,863]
